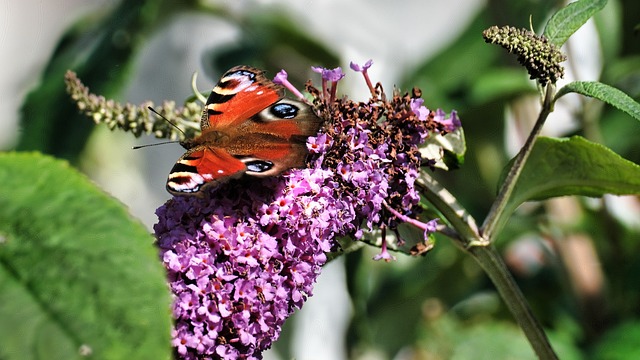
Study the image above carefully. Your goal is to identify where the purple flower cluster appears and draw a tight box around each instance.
[155,175,332,359]
[154,60,459,359]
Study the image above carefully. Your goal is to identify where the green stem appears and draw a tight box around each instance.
[480,85,554,241]
[417,174,558,359]
[469,245,559,360]
[417,173,481,247]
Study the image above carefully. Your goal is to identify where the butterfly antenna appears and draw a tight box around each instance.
[132,140,180,150]
[148,106,188,137]
[132,106,190,150]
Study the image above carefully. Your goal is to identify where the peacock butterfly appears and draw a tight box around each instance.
[166,65,322,195]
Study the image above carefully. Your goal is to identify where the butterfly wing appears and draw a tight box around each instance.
[227,98,323,177]
[166,146,246,195]
[201,66,285,130]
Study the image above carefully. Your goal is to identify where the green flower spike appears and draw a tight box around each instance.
[482,26,567,86]
[64,70,201,141]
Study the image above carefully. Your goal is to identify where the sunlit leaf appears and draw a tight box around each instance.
[555,81,640,121]
[543,0,608,47]
[0,152,171,360]
[498,136,640,229]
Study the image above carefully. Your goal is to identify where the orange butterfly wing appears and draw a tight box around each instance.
[201,65,284,130]
[165,147,246,194]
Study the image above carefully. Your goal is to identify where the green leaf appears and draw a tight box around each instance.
[469,69,536,105]
[555,81,640,121]
[593,0,622,63]
[418,314,582,360]
[593,321,640,359]
[420,127,466,171]
[402,11,497,110]
[543,0,608,47]
[500,136,640,225]
[602,56,640,95]
[0,152,171,360]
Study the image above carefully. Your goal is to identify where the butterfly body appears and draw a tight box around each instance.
[167,66,322,195]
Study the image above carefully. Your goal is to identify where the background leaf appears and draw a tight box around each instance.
[592,321,640,359]
[555,81,640,121]
[401,10,496,110]
[417,311,581,360]
[0,152,171,360]
[469,69,535,104]
[208,10,339,85]
[543,0,608,47]
[499,136,640,226]
[14,0,186,163]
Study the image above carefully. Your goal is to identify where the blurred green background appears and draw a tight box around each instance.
[3,0,640,358]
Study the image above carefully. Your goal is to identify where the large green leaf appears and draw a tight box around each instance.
[555,81,640,121]
[500,136,640,226]
[0,152,171,360]
[543,0,608,47]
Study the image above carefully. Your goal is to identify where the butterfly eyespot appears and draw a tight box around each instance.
[245,160,274,173]
[270,103,299,119]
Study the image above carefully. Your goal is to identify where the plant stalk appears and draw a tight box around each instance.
[480,85,554,241]
[468,245,559,359]
[417,174,558,359]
